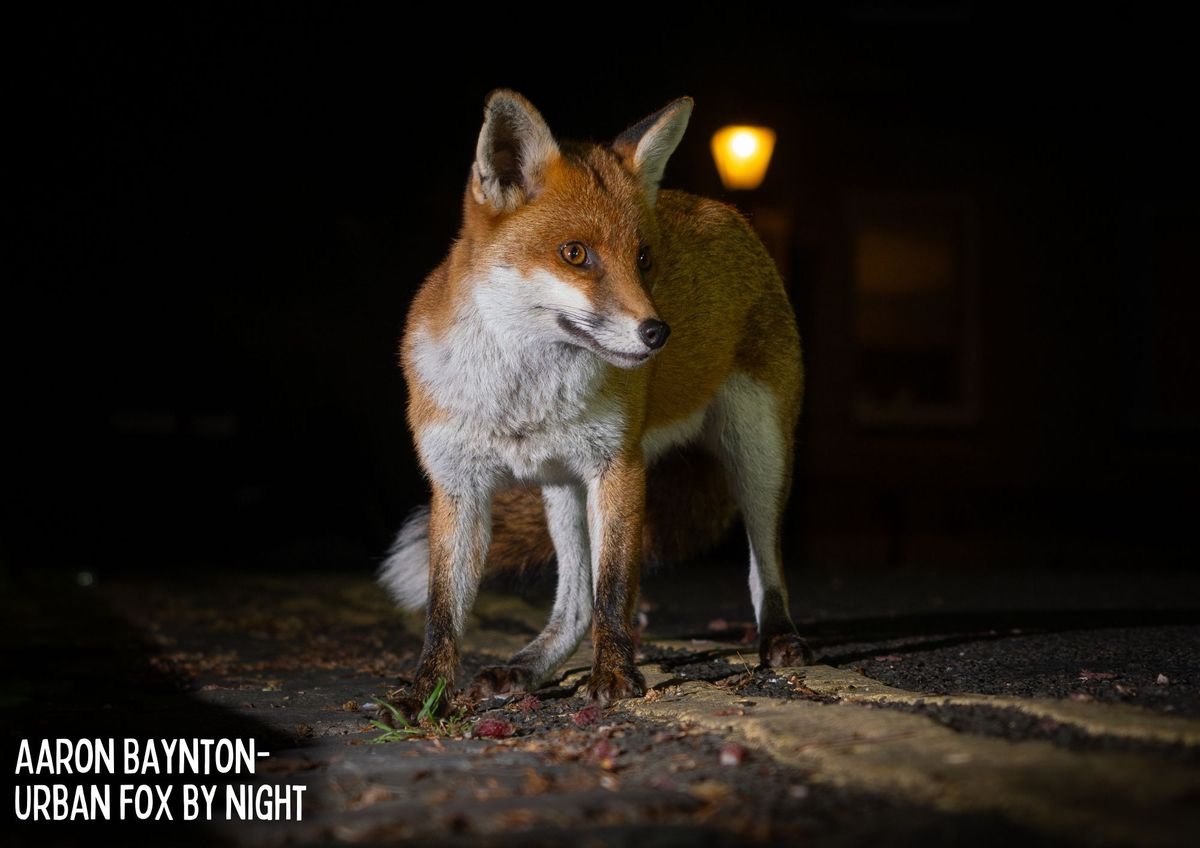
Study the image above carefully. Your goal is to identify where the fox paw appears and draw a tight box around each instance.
[761,633,814,668]
[468,665,535,700]
[387,678,453,723]
[587,662,646,704]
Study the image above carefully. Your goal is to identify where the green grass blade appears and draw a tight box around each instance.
[373,696,410,727]
[416,678,447,723]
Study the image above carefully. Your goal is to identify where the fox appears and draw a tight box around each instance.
[380,89,811,713]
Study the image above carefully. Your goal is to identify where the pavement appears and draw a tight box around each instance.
[3,560,1198,846]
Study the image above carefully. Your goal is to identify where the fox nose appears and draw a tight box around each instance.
[638,319,671,350]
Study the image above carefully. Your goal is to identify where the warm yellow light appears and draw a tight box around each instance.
[711,125,776,190]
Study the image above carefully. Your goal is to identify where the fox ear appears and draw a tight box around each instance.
[471,89,559,212]
[613,97,694,205]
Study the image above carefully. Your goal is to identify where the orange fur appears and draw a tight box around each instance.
[389,90,806,711]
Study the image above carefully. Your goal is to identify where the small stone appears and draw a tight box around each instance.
[1156,673,1170,686]
[719,742,747,766]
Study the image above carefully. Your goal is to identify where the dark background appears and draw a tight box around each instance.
[6,5,1197,584]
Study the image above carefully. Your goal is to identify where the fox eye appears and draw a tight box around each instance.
[638,245,652,271]
[559,242,589,267]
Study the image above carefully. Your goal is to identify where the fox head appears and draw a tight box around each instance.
[456,89,692,368]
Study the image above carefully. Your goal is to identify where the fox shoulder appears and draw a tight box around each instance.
[655,189,763,246]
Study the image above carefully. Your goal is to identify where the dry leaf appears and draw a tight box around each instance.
[474,717,515,739]
[573,705,601,727]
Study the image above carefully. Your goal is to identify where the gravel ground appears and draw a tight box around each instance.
[4,560,1198,846]
[637,560,1200,717]
[834,625,1200,717]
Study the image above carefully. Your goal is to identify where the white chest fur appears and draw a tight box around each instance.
[407,267,717,494]
[409,305,626,493]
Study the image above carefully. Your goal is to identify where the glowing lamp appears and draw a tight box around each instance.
[711,125,776,190]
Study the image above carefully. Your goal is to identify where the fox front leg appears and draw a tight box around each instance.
[403,483,491,716]
[585,452,647,703]
[470,483,593,699]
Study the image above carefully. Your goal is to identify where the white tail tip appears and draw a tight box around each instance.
[378,505,430,611]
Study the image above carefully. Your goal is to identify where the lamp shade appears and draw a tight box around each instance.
[711,125,776,190]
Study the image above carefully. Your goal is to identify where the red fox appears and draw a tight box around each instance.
[381,90,810,711]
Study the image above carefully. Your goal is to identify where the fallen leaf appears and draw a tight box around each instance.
[573,705,601,727]
[474,717,515,739]
[347,785,391,811]
[690,779,733,803]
